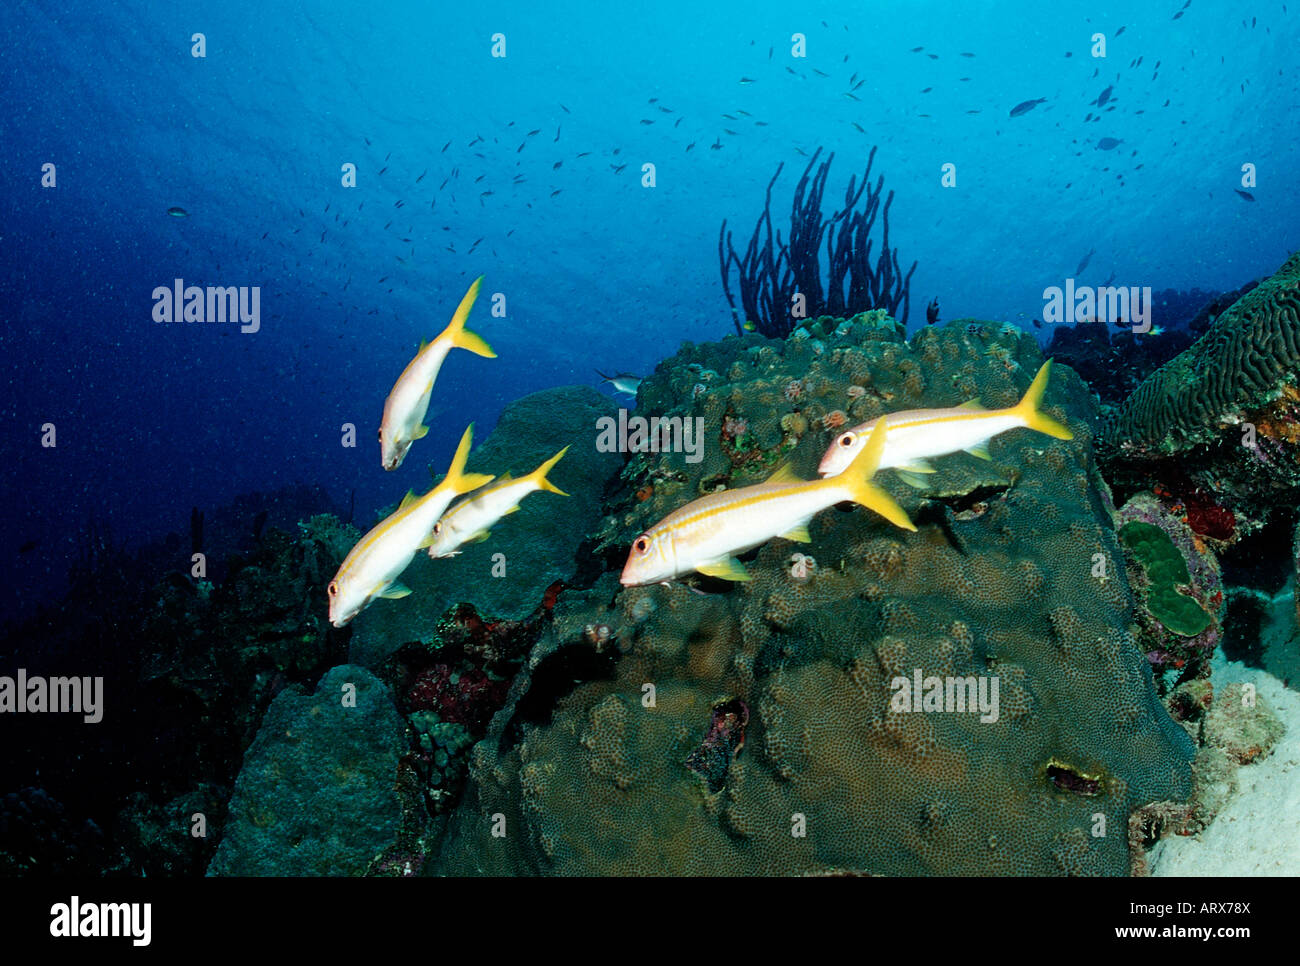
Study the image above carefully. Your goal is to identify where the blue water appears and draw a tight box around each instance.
[1,0,1297,619]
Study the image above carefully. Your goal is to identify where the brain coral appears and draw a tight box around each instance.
[1111,253,1300,530]
[436,319,1195,876]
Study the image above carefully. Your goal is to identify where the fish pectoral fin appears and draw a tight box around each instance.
[894,470,933,489]
[398,490,419,510]
[779,523,812,543]
[696,557,751,581]
[896,459,937,474]
[502,506,520,515]
[412,424,430,440]
[379,582,412,599]
[966,443,993,460]
[466,530,492,544]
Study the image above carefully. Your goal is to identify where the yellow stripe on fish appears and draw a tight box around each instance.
[380,276,496,471]
[621,420,914,586]
[329,425,493,627]
[817,359,1074,482]
[427,446,570,558]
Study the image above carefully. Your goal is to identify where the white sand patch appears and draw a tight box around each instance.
[1150,642,1300,876]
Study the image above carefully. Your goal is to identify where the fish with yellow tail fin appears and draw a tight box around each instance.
[817,359,1074,483]
[427,446,570,558]
[380,276,496,470]
[621,421,914,587]
[329,425,493,627]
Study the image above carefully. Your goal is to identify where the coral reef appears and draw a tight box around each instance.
[207,665,407,876]
[436,319,1195,876]
[0,787,117,876]
[1128,672,1285,873]
[1045,323,1192,408]
[0,485,349,876]
[143,514,353,719]
[1203,682,1285,765]
[1110,253,1300,535]
[347,386,624,667]
[719,147,917,337]
[377,586,564,823]
[1116,493,1224,688]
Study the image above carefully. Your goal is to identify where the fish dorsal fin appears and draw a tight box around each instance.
[967,443,993,460]
[765,462,801,484]
[956,399,986,411]
[418,338,430,353]
[398,490,419,510]
[697,557,751,581]
[379,582,412,599]
[503,505,519,515]
[780,523,812,543]
[497,471,514,483]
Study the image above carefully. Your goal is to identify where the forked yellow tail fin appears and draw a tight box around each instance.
[528,445,570,495]
[1014,360,1074,440]
[838,421,917,532]
[439,276,496,359]
[442,424,494,494]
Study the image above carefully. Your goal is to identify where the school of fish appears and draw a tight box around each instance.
[621,358,1072,586]
[328,277,570,627]
[330,275,1074,621]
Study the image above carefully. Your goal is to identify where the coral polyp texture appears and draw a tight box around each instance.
[1112,253,1300,531]
[436,318,1195,876]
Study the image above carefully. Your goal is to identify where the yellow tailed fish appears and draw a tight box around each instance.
[621,420,914,587]
[427,446,570,558]
[329,425,492,626]
[817,359,1073,484]
[380,276,495,470]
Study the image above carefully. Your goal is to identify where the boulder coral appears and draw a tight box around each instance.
[436,319,1195,876]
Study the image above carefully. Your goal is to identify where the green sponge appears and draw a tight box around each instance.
[1119,521,1212,636]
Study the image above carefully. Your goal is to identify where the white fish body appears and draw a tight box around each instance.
[329,425,492,626]
[621,421,914,586]
[380,276,495,470]
[427,447,569,558]
[818,360,1073,479]
[596,370,641,397]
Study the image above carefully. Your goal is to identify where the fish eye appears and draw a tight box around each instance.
[839,432,856,448]
[432,522,442,534]
[377,429,384,441]
[327,581,338,597]
[633,535,650,554]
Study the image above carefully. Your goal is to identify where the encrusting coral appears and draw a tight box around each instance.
[1116,493,1224,688]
